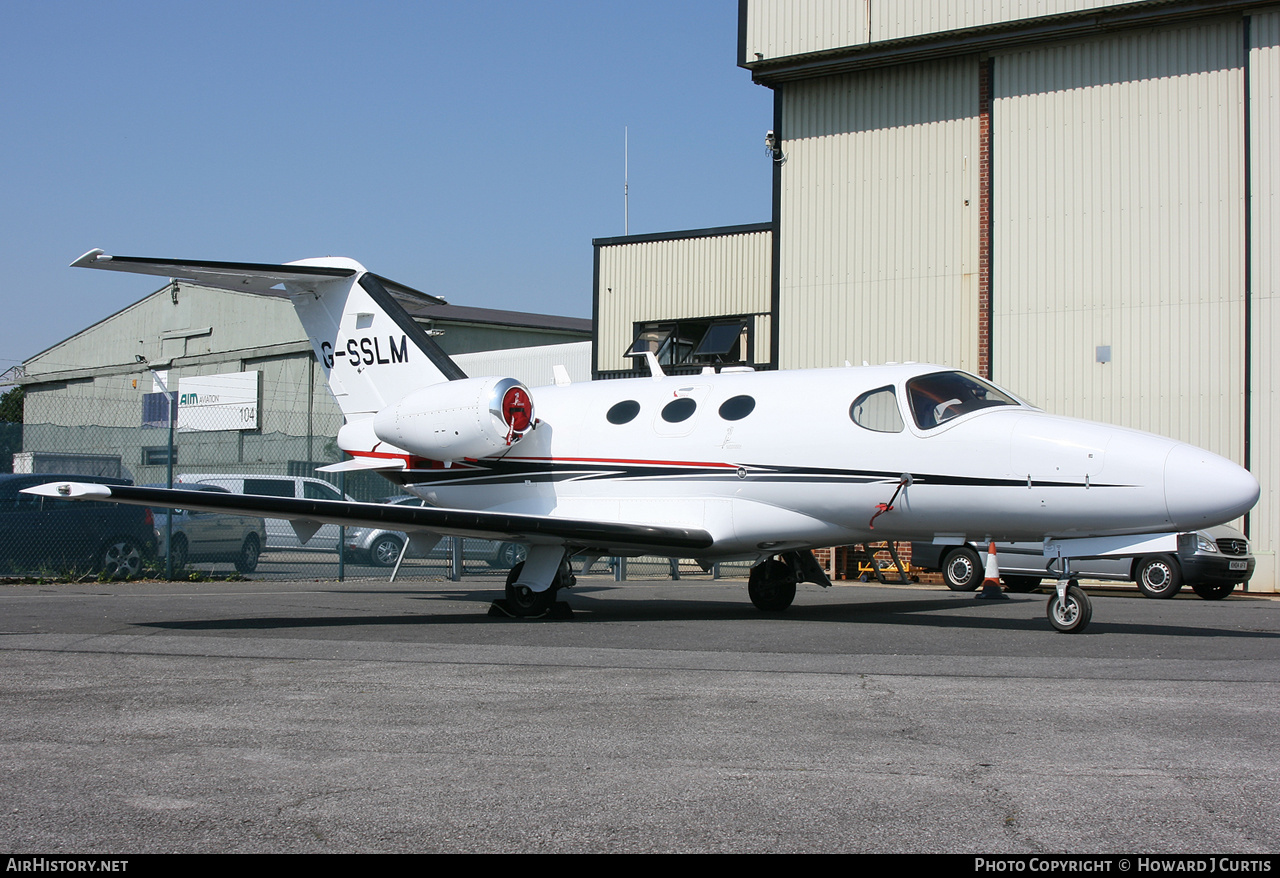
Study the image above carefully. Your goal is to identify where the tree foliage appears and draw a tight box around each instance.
[0,386,23,423]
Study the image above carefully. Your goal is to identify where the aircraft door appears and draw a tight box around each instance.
[652,385,709,438]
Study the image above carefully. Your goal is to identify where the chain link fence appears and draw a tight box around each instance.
[2,390,751,583]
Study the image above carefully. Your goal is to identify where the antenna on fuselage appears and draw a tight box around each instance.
[624,126,630,236]
[644,351,664,381]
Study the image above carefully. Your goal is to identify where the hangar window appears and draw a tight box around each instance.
[627,318,751,368]
[142,446,178,466]
[607,400,641,424]
[849,387,904,433]
[906,371,1019,430]
[661,397,697,423]
[718,395,756,421]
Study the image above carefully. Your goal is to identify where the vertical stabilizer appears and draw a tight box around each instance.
[70,250,467,421]
[284,259,466,417]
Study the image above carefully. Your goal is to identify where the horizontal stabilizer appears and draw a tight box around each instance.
[70,249,448,305]
[72,249,354,295]
[22,482,716,554]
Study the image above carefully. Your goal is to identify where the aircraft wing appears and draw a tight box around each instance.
[21,482,714,553]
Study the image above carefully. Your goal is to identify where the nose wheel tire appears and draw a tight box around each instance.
[1047,583,1092,633]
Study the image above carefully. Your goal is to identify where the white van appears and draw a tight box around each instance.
[176,474,353,551]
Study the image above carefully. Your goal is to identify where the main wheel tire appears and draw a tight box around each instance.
[942,547,983,591]
[1047,584,1092,633]
[235,534,260,573]
[370,535,404,568]
[1135,555,1182,599]
[748,559,797,612]
[100,537,144,580]
[1002,574,1041,593]
[504,561,555,617]
[169,535,189,571]
[1191,580,1236,600]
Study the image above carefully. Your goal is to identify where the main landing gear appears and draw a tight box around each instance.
[748,559,797,611]
[497,543,577,619]
[747,550,831,612]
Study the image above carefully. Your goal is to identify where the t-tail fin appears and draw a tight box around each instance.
[71,249,466,418]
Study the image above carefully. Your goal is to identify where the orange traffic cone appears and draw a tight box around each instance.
[975,540,1009,600]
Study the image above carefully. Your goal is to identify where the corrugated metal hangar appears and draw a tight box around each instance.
[594,0,1279,591]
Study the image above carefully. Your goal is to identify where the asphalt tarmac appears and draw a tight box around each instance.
[1,576,1278,853]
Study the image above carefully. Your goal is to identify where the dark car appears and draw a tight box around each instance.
[0,473,156,579]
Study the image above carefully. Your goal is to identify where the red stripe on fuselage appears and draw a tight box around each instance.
[347,452,737,470]
[502,456,738,469]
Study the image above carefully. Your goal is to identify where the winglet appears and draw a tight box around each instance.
[21,481,114,499]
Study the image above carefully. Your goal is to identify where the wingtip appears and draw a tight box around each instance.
[70,249,109,268]
[20,481,113,499]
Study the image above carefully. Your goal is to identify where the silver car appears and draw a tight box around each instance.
[150,484,267,573]
[342,496,528,569]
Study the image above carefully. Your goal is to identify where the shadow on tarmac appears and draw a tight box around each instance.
[133,583,1280,640]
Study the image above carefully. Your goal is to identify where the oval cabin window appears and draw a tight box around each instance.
[606,400,641,425]
[718,395,756,421]
[661,397,697,423]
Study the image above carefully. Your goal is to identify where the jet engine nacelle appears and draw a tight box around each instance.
[371,376,535,461]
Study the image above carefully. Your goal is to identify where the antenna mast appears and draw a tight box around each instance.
[624,126,629,236]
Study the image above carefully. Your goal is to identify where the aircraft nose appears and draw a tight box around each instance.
[1163,444,1259,529]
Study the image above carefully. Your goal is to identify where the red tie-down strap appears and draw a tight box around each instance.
[869,474,913,530]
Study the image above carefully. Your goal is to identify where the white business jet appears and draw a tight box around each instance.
[25,250,1261,633]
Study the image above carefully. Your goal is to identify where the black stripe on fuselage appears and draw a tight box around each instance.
[379,459,1125,490]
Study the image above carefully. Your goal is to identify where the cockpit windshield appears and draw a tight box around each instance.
[906,371,1021,430]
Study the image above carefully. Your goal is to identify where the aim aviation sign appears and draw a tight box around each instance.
[175,371,260,431]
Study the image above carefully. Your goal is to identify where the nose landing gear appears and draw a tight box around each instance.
[1047,580,1092,633]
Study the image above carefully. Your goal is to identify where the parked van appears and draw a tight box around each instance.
[175,474,353,551]
[910,524,1253,600]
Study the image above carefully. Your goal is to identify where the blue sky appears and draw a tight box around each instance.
[0,0,772,376]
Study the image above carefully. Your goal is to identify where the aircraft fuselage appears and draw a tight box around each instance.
[361,363,1258,561]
